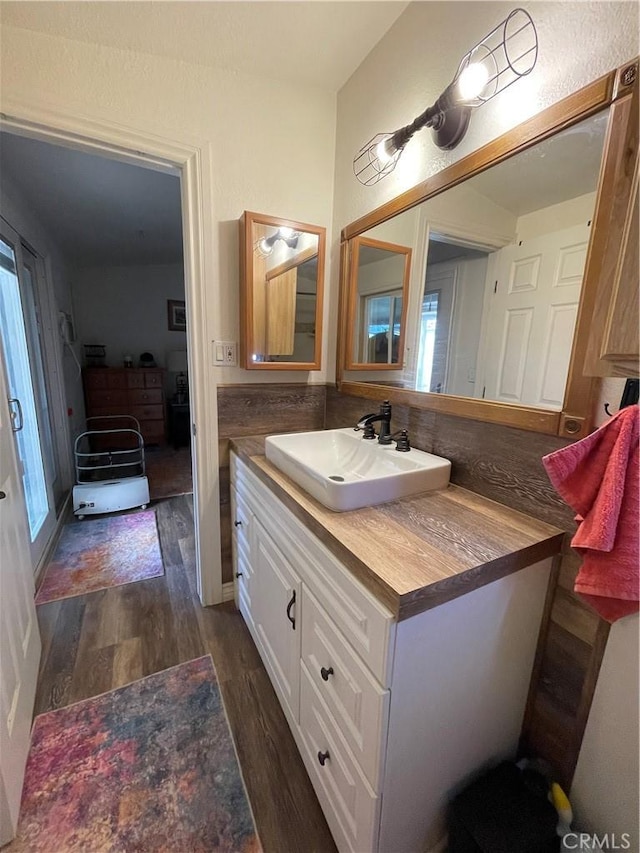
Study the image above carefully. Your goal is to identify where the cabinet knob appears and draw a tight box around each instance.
[320,666,334,682]
[0,491,6,500]
[235,572,243,578]
[317,750,330,767]
[234,520,243,527]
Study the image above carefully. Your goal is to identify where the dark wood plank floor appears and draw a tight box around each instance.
[34,495,336,853]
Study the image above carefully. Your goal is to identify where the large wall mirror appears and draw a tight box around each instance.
[240,212,326,370]
[338,62,638,437]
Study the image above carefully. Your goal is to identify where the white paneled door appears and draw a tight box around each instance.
[481,223,590,408]
[0,346,41,845]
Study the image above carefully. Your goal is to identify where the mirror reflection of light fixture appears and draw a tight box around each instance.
[353,8,538,186]
[254,227,301,258]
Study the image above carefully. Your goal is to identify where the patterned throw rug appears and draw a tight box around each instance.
[10,657,260,852]
[145,446,193,500]
[35,510,164,605]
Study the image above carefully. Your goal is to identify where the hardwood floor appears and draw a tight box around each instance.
[34,495,336,853]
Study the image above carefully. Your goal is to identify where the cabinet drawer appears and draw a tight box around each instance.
[231,485,252,553]
[130,404,164,422]
[302,587,389,790]
[86,389,128,408]
[129,389,163,406]
[300,664,379,853]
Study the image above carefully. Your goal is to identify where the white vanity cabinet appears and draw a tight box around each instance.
[230,452,552,853]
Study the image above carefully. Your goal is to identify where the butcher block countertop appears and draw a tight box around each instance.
[230,436,564,621]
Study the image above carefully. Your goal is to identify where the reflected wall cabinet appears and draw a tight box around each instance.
[82,368,167,445]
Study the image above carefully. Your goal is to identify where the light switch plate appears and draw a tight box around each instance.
[213,340,237,366]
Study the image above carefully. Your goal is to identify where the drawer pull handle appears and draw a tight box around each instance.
[235,571,243,578]
[317,750,330,767]
[320,666,334,682]
[234,520,243,527]
[286,590,296,630]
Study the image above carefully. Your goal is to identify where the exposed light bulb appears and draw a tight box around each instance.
[259,238,273,256]
[278,227,294,239]
[375,136,395,164]
[457,62,490,101]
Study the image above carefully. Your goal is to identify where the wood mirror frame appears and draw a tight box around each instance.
[337,59,638,439]
[240,211,326,370]
[346,236,412,371]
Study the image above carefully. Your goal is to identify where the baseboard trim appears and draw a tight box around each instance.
[222,582,235,602]
[34,490,72,588]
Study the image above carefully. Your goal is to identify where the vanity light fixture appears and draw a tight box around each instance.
[254,226,301,258]
[353,8,538,186]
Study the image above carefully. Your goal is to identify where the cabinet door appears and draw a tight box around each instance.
[253,517,302,722]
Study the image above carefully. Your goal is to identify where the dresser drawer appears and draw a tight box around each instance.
[299,664,380,853]
[126,371,145,389]
[130,404,164,422]
[129,389,163,406]
[139,420,165,444]
[86,389,128,408]
[144,371,163,388]
[302,586,389,790]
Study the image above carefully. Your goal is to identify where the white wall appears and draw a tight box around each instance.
[516,192,597,243]
[72,263,186,377]
[571,615,640,849]
[0,24,337,390]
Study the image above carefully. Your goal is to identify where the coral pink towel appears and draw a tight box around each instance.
[542,405,639,622]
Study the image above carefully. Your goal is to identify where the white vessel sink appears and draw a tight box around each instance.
[265,428,451,512]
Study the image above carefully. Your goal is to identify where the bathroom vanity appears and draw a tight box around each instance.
[230,437,563,853]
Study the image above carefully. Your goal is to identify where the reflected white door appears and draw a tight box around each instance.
[0,344,41,845]
[481,223,589,408]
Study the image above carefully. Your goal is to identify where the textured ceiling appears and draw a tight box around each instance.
[0,1,409,92]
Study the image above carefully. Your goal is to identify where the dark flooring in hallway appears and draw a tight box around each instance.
[34,495,337,853]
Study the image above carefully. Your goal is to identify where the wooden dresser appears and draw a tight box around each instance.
[82,368,167,445]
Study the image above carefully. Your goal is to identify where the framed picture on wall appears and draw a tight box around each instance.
[167,299,186,331]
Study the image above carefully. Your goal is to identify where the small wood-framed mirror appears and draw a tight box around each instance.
[239,211,326,370]
[346,236,412,370]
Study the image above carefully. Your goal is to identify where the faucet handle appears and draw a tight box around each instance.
[391,429,411,452]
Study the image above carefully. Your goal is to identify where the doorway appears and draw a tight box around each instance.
[0,113,220,605]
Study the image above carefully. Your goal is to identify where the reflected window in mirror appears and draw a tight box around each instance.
[343,111,607,410]
[346,236,412,371]
[240,212,326,370]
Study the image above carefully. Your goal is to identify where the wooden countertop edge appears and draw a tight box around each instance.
[229,438,564,621]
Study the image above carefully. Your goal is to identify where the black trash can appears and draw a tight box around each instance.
[448,762,561,853]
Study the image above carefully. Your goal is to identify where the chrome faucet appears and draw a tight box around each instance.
[355,401,393,444]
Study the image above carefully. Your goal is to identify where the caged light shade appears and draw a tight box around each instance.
[353,8,538,187]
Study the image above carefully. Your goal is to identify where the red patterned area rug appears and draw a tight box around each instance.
[9,657,261,853]
[145,446,193,500]
[35,510,164,605]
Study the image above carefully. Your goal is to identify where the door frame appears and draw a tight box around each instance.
[0,103,222,606]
